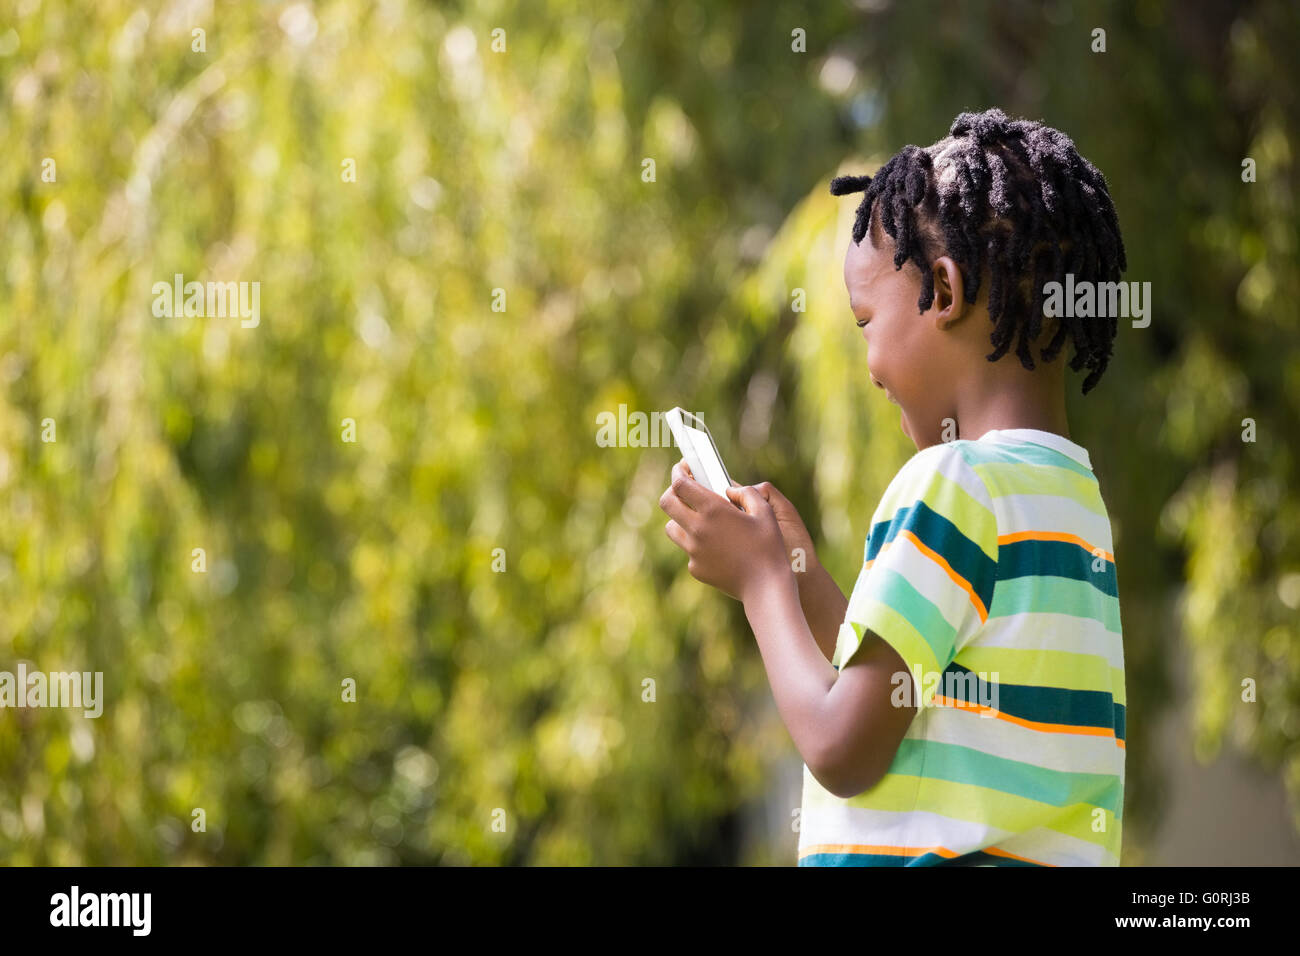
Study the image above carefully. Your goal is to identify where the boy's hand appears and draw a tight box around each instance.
[748,480,818,572]
[660,459,792,602]
[669,461,818,565]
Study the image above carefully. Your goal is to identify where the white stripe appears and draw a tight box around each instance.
[992,493,1115,552]
[918,705,1126,778]
[974,611,1125,670]
[852,534,981,637]
[884,443,994,518]
[975,428,1093,470]
[995,826,1119,866]
[931,446,996,512]
[799,776,1012,853]
[798,782,1118,865]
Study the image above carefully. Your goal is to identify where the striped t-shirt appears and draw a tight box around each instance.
[798,428,1125,867]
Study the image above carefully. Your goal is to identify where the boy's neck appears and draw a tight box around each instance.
[952,374,1072,442]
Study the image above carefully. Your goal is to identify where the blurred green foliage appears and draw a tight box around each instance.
[0,0,1297,864]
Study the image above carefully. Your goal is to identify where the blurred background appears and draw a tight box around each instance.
[1,0,1298,865]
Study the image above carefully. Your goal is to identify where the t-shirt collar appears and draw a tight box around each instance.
[975,428,1092,470]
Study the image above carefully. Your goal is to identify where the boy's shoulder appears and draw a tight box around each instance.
[877,432,1110,552]
[892,432,1097,491]
[887,439,995,498]
[875,439,998,528]
[897,437,989,472]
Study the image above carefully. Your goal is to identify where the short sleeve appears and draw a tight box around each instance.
[833,443,998,707]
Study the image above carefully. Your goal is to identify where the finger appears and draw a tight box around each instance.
[664,519,692,552]
[753,480,787,506]
[673,458,695,482]
[659,485,700,533]
[670,473,715,512]
[726,484,772,516]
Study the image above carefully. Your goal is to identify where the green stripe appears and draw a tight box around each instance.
[844,600,941,701]
[971,462,1107,515]
[809,772,1124,847]
[855,569,958,672]
[957,646,1124,698]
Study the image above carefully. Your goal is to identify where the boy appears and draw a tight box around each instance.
[660,109,1127,866]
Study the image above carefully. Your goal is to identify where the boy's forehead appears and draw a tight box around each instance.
[844,234,890,288]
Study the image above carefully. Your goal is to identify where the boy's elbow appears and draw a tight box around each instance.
[809,662,915,799]
[811,741,886,800]
[823,765,886,801]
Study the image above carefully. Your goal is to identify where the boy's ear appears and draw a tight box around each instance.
[930,256,969,330]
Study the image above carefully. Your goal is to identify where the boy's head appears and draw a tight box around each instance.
[831,108,1126,448]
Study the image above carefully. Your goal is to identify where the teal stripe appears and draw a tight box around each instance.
[866,501,997,611]
[800,852,915,867]
[800,849,1048,867]
[861,567,958,666]
[887,738,1124,818]
[999,539,1118,597]
[944,663,1126,741]
[941,849,1047,866]
[988,576,1121,633]
[959,440,1096,479]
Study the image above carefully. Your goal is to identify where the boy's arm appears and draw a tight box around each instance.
[793,558,848,664]
[659,471,914,796]
[740,477,849,665]
[741,560,916,799]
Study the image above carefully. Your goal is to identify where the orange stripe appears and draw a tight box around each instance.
[800,841,1058,867]
[933,694,1126,749]
[799,843,959,860]
[998,530,1113,564]
[982,846,1055,867]
[888,530,989,623]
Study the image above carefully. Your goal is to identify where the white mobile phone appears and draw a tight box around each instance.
[664,408,734,497]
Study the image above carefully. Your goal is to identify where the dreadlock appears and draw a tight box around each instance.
[830,108,1127,394]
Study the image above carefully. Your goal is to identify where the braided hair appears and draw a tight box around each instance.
[830,108,1127,394]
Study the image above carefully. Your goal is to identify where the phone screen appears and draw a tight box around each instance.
[673,411,732,495]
